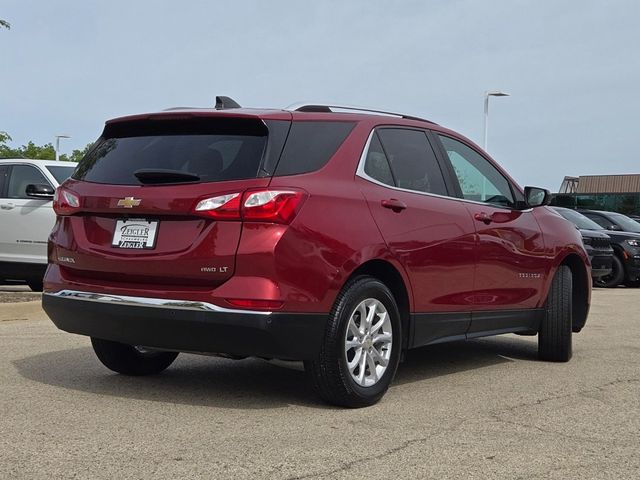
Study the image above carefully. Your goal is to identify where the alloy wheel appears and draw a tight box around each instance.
[344,298,393,387]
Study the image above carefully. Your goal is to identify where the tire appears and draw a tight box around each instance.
[27,279,43,292]
[624,280,640,288]
[91,338,179,376]
[305,276,402,408]
[539,266,572,362]
[595,255,624,288]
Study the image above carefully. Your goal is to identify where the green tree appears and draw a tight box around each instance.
[60,143,93,162]
[0,19,10,30]
[0,132,92,162]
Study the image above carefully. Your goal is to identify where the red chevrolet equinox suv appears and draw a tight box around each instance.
[43,98,591,407]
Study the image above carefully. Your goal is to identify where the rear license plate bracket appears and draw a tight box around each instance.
[112,218,159,249]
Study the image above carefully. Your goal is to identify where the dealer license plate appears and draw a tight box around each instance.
[112,219,159,249]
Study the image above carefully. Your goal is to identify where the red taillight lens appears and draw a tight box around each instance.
[242,189,306,224]
[225,298,284,310]
[193,189,306,224]
[53,187,80,216]
[193,193,242,219]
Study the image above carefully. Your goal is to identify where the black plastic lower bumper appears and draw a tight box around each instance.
[42,293,327,360]
[626,257,640,281]
[590,254,613,278]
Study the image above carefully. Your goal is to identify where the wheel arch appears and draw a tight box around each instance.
[345,259,412,350]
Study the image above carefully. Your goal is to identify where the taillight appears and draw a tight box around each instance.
[193,189,306,224]
[53,187,80,216]
[194,193,241,220]
[242,190,306,224]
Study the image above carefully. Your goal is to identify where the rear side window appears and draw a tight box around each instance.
[274,121,355,176]
[375,128,447,195]
[363,133,394,186]
[73,118,269,185]
[46,165,76,184]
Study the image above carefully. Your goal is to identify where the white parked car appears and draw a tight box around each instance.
[0,159,76,290]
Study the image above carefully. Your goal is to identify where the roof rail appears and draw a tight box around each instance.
[286,103,436,124]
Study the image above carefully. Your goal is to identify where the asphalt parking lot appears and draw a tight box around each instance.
[1,288,638,479]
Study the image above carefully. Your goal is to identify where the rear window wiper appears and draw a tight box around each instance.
[133,169,200,184]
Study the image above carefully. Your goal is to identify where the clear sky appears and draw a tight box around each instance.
[1,0,639,190]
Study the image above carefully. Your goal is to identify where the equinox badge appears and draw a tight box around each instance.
[117,197,141,208]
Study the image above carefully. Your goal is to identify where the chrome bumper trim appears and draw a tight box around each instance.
[44,290,272,316]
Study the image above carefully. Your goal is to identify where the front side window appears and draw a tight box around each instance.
[7,165,51,199]
[373,128,447,195]
[438,135,515,208]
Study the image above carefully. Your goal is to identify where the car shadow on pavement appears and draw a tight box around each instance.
[13,335,539,409]
[395,335,539,385]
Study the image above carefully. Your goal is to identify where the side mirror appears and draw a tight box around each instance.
[25,184,55,199]
[524,186,551,208]
[607,224,622,231]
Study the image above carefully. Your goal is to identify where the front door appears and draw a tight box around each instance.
[435,135,546,335]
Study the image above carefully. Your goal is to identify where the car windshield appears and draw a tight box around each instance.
[553,207,603,230]
[608,212,640,233]
[46,165,76,184]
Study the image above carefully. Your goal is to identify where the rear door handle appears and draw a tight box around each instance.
[381,199,407,213]
[0,202,15,210]
[474,212,492,224]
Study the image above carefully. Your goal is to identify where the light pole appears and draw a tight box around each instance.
[55,135,71,161]
[483,91,510,151]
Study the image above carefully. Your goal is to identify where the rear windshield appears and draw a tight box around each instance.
[73,118,269,185]
[46,165,76,184]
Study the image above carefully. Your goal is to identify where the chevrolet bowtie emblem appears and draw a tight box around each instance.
[117,197,141,208]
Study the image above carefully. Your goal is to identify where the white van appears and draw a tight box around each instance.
[0,159,76,290]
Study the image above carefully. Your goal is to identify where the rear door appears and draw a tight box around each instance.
[55,116,288,287]
[0,164,54,263]
[357,127,477,346]
[434,134,546,333]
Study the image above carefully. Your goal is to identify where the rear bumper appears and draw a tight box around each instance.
[42,291,327,360]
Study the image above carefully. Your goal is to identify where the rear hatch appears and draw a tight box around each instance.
[54,113,290,287]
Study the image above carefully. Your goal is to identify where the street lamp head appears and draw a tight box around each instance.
[486,91,510,97]
[55,134,71,139]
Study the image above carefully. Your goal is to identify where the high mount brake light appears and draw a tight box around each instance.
[53,187,81,216]
[193,189,307,224]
